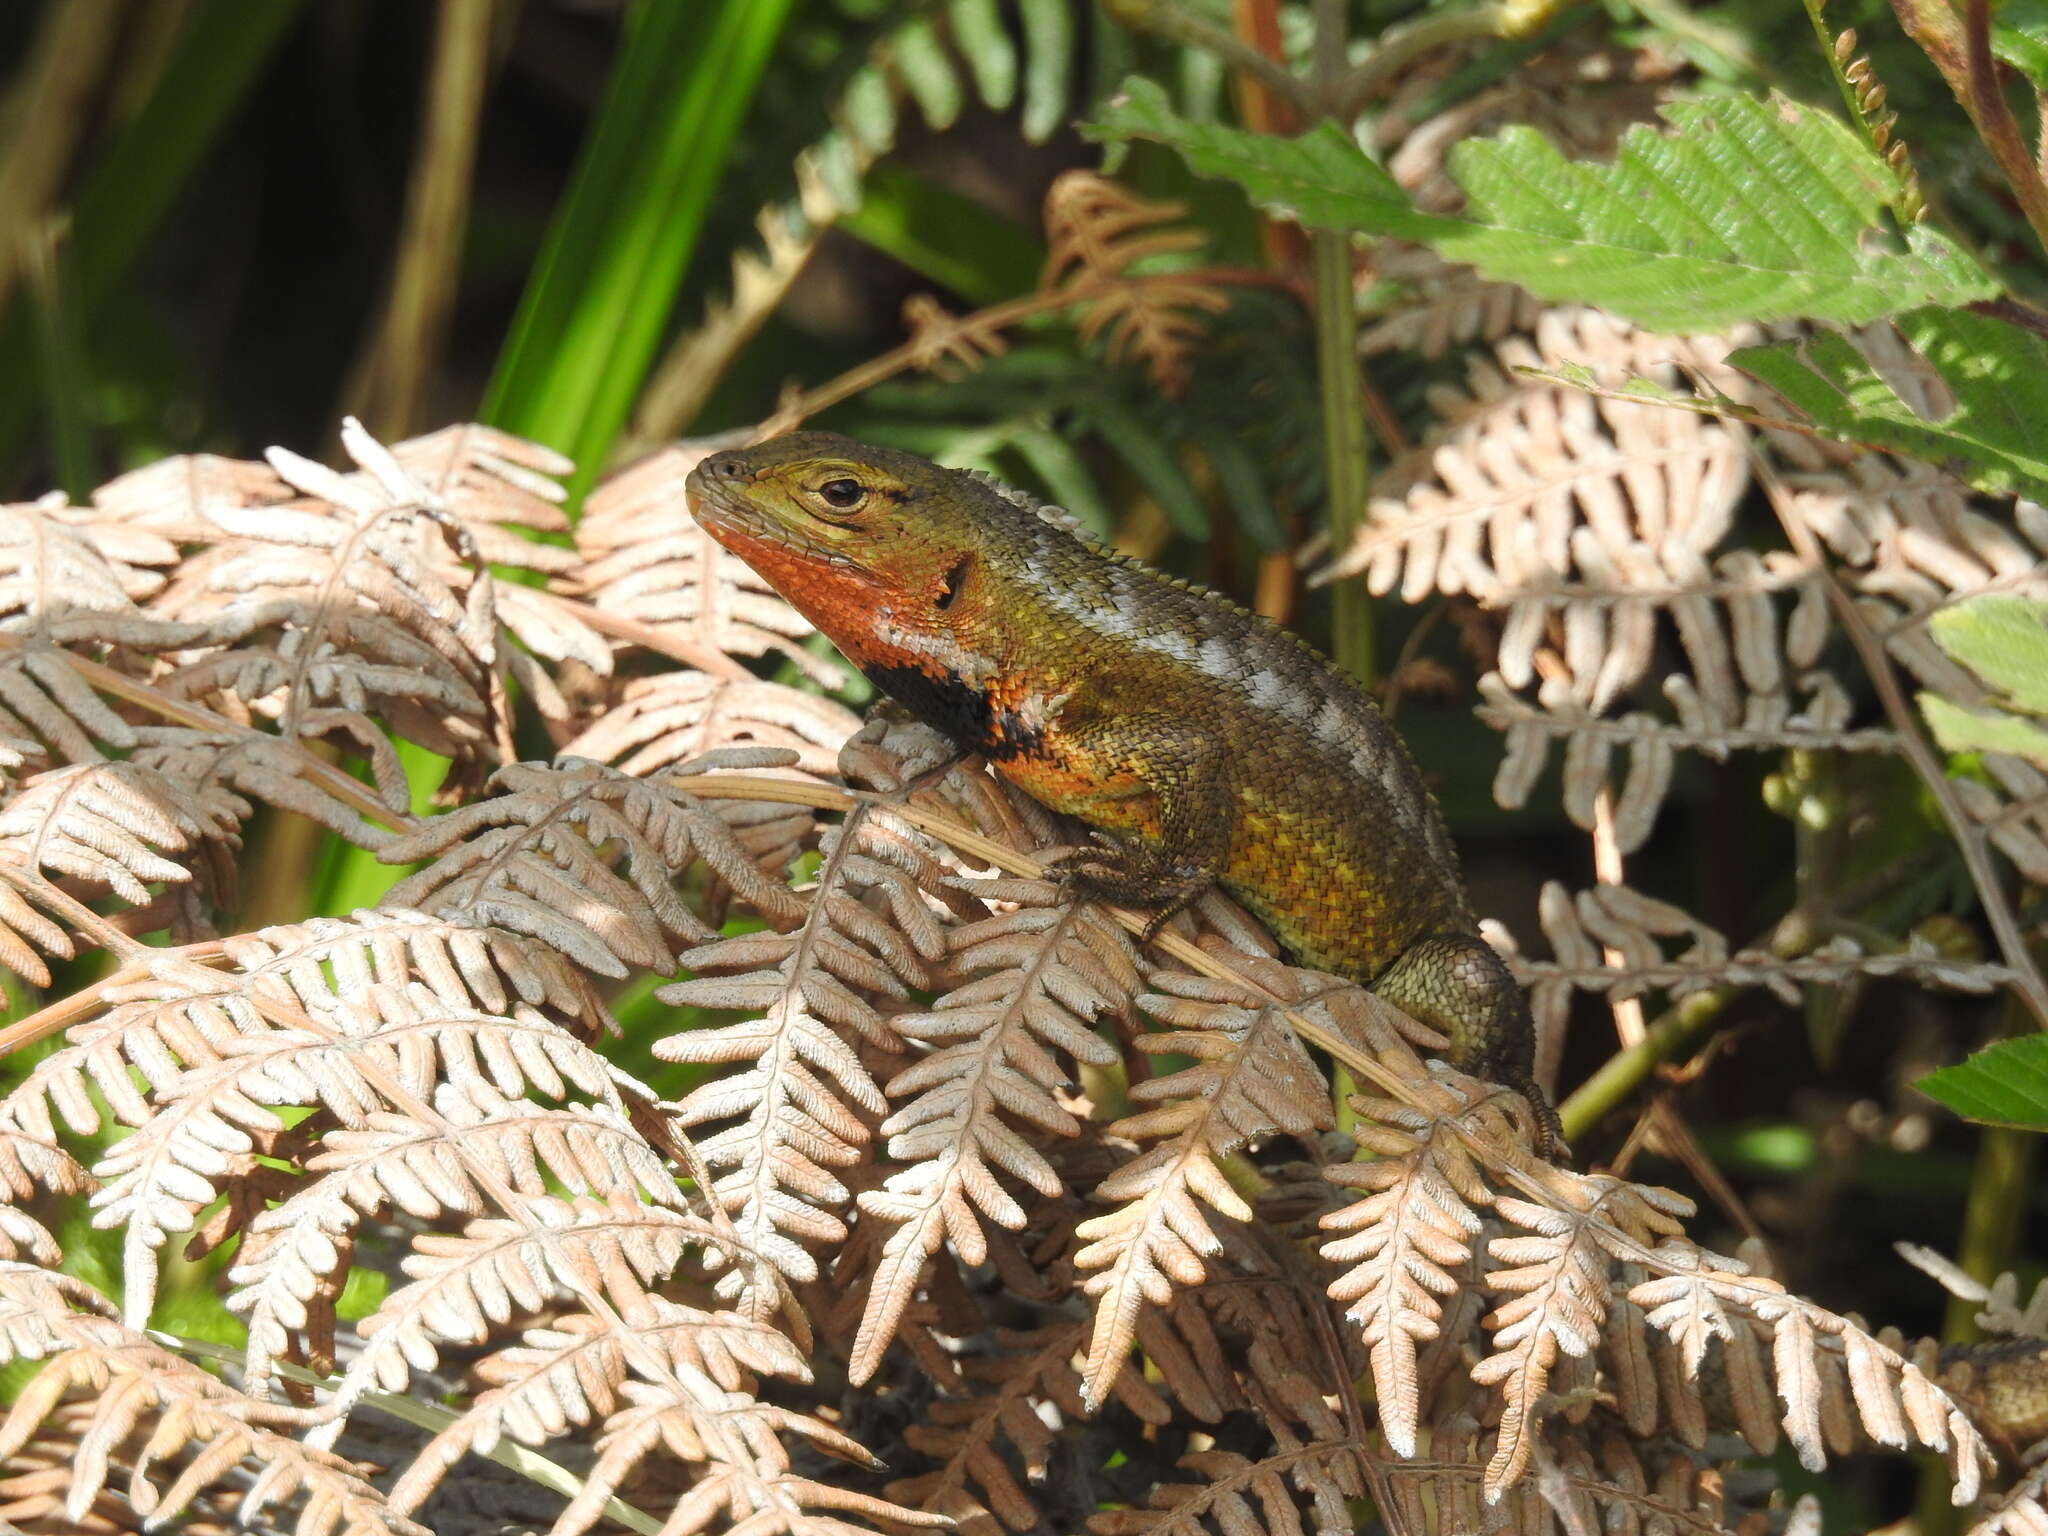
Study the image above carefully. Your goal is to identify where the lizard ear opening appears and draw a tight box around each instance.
[934,553,973,611]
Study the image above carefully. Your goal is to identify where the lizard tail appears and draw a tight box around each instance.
[1371,931,1567,1162]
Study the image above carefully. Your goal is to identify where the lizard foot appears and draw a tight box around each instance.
[1045,843,1212,940]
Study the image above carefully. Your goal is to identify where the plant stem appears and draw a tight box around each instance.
[1945,1129,2036,1344]
[1308,0,1373,684]
[1100,0,1313,115]
[0,0,128,320]
[1891,0,2048,259]
[1557,985,1730,1142]
[1332,3,1510,118]
[1311,228,1373,683]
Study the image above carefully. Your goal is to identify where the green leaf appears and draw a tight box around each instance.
[1086,79,1997,331]
[1733,310,2048,505]
[837,164,1042,303]
[1921,695,2048,765]
[1918,1035,2048,1129]
[1930,595,2048,714]
[1994,0,2048,90]
[482,0,797,499]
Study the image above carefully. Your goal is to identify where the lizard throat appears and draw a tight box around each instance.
[860,660,1046,762]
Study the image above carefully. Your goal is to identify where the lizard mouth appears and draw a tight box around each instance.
[683,457,783,549]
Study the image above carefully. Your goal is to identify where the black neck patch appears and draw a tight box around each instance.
[863,661,1041,761]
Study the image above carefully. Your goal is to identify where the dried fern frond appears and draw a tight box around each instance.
[1360,243,1545,361]
[0,758,226,984]
[74,977,636,1329]
[1325,311,1757,703]
[382,754,806,978]
[131,724,396,855]
[1783,454,2048,882]
[0,492,184,615]
[1077,957,1439,1410]
[1509,878,2013,1044]
[1969,1460,2048,1536]
[154,419,504,778]
[566,443,845,686]
[0,496,217,772]
[0,1126,90,1265]
[0,1400,242,1534]
[888,1317,1172,1536]
[657,802,951,1318]
[1320,1075,1506,1457]
[1627,1250,1991,1500]
[228,1086,688,1391]
[381,423,576,564]
[320,1192,723,1440]
[380,424,617,699]
[1040,170,1229,397]
[90,448,292,541]
[387,1294,813,1515]
[0,757,227,902]
[559,1368,946,1536]
[850,882,1137,1382]
[0,909,616,1154]
[1088,1443,1372,1536]
[560,671,859,780]
[0,1264,425,1536]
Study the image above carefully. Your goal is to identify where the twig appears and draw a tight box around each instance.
[0,945,225,1059]
[0,635,411,833]
[753,268,1297,439]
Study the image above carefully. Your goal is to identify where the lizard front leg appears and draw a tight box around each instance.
[1031,710,1233,941]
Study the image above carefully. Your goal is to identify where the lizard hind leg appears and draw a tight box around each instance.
[1372,931,1567,1160]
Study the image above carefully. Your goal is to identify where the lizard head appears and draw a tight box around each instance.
[684,431,997,669]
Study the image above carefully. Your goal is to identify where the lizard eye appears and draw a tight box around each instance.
[815,478,866,512]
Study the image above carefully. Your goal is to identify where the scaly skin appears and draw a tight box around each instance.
[685,432,1561,1152]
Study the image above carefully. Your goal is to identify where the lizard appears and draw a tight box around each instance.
[684,431,1563,1154]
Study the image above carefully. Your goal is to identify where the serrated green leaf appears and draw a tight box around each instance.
[1921,695,2048,765]
[1087,79,1997,331]
[1930,595,2048,714]
[1731,309,2048,504]
[1918,1034,2048,1129]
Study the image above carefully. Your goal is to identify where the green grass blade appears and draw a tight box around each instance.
[482,0,798,497]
